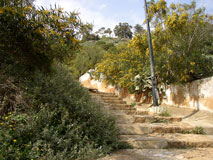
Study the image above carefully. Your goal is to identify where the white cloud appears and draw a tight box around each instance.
[35,0,118,31]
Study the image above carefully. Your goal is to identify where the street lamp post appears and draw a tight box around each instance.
[144,0,159,106]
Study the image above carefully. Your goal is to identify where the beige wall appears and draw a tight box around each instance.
[80,72,213,112]
[163,76,213,112]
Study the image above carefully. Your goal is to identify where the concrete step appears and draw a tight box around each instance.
[134,115,182,123]
[118,123,194,135]
[120,134,213,149]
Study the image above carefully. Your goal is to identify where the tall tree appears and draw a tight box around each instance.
[134,24,144,35]
[80,23,99,41]
[114,22,133,39]
[104,28,112,37]
[96,27,105,35]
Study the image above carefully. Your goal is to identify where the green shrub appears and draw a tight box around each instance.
[0,65,119,160]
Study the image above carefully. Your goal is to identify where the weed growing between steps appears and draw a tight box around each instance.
[130,102,136,108]
[183,126,205,135]
[159,109,171,117]
[0,66,119,160]
[150,119,169,123]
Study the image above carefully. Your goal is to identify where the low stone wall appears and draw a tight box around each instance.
[79,72,115,94]
[163,76,213,112]
[79,72,213,112]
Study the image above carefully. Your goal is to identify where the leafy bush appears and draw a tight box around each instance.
[0,1,119,159]
[0,1,81,74]
[0,65,119,159]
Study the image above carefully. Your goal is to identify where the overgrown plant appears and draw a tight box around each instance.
[0,1,119,159]
[0,66,119,160]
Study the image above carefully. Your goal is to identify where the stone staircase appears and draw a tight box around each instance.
[90,90,213,151]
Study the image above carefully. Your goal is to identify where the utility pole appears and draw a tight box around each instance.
[144,0,159,106]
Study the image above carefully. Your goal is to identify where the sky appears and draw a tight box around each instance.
[35,0,213,31]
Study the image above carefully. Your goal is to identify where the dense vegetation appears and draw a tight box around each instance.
[0,0,213,159]
[95,0,213,97]
[69,36,128,79]
[0,0,119,159]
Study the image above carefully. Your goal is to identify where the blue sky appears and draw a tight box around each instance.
[35,0,213,31]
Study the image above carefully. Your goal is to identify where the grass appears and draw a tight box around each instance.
[183,126,205,134]
[159,109,171,117]
[130,102,136,108]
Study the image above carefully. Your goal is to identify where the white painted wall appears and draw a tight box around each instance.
[80,71,213,112]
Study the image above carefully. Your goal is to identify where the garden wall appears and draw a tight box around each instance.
[163,76,213,112]
[79,73,213,112]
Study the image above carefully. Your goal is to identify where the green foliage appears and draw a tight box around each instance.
[159,109,171,117]
[70,45,106,78]
[192,126,205,134]
[81,23,100,41]
[134,24,144,35]
[0,66,119,159]
[0,1,81,74]
[148,0,213,83]
[69,37,118,79]
[130,102,136,108]
[0,1,119,159]
[95,41,116,51]
[183,126,205,135]
[95,0,213,100]
[104,28,113,37]
[114,22,133,39]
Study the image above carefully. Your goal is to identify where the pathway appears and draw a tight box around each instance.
[89,90,213,160]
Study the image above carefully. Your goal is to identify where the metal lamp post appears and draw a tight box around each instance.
[144,0,159,106]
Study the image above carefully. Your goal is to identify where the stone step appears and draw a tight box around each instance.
[103,99,126,104]
[101,96,123,101]
[107,107,136,111]
[134,115,182,123]
[103,103,131,108]
[110,110,148,116]
[118,123,194,135]
[98,148,213,160]
[120,134,213,149]
[119,135,168,149]
[104,105,136,111]
[90,92,117,98]
[115,114,135,124]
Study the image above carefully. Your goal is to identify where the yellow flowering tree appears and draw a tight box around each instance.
[95,0,213,96]
[148,0,213,83]
[0,0,81,73]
